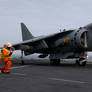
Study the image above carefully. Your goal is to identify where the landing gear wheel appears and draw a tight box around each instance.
[21,60,25,65]
[76,60,80,65]
[50,59,60,65]
[81,61,87,66]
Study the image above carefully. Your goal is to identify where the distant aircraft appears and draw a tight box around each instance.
[12,23,92,66]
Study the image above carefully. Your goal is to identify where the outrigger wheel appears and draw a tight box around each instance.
[21,50,25,65]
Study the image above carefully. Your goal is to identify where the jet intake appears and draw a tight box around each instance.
[80,32,87,48]
[73,29,88,50]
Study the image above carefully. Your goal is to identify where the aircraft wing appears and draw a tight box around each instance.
[12,30,73,51]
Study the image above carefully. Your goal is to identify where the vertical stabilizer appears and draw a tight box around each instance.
[21,23,34,41]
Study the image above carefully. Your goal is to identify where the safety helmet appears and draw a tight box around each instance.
[7,43,12,47]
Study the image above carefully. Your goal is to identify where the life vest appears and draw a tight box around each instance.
[1,48,11,57]
[0,48,12,62]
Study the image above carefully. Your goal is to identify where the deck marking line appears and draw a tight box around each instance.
[49,78,88,84]
[10,66,28,69]
[12,73,26,76]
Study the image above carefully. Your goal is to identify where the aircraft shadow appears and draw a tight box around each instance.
[12,59,92,69]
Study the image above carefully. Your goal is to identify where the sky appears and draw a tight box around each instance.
[0,0,92,58]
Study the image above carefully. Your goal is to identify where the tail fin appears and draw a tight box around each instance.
[21,23,34,41]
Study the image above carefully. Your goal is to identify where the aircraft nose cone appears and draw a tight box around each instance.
[84,23,92,30]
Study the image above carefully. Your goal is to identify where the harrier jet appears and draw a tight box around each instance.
[13,23,92,66]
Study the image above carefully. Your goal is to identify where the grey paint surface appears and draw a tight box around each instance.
[0,0,92,56]
[12,23,90,60]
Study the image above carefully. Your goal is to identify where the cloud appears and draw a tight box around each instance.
[0,0,92,45]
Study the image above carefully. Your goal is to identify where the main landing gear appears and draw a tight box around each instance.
[50,59,60,65]
[49,58,87,66]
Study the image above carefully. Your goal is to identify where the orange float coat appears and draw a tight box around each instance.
[0,47,12,73]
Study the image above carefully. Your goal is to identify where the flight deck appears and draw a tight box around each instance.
[0,59,92,92]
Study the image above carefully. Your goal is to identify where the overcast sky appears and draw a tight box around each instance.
[0,0,92,46]
[0,0,92,58]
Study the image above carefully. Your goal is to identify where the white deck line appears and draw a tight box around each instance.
[49,78,88,84]
[10,66,28,69]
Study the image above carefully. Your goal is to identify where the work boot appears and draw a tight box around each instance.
[0,70,2,73]
[1,70,4,73]
[1,70,10,74]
